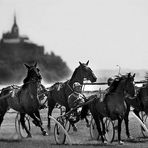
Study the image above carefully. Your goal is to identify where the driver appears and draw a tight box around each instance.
[68,82,86,115]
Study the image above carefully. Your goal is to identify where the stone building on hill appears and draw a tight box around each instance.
[0,15,71,84]
[0,14,44,64]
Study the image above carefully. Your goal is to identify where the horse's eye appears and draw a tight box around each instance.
[37,68,40,72]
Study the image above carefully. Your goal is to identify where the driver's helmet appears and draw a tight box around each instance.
[73,82,82,89]
[107,77,113,86]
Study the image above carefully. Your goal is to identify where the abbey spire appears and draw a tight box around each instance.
[11,13,19,37]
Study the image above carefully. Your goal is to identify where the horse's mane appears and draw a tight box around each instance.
[70,67,79,80]
[108,74,128,93]
[22,69,33,89]
[108,78,121,93]
[23,73,30,84]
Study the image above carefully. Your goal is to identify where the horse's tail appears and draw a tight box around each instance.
[80,104,90,120]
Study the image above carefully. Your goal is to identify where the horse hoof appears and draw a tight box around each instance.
[27,134,32,138]
[86,123,90,128]
[127,136,134,140]
[119,141,124,145]
[42,131,48,136]
[73,126,77,132]
[103,140,108,144]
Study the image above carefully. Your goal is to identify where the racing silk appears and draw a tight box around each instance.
[68,92,85,109]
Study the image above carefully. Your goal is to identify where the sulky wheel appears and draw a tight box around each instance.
[104,117,115,143]
[64,119,71,132]
[89,117,99,140]
[140,112,148,137]
[54,117,66,144]
[15,113,31,138]
[59,106,71,132]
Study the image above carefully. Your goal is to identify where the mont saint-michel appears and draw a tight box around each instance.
[0,15,70,84]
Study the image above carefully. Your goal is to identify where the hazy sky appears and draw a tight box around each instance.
[0,0,148,71]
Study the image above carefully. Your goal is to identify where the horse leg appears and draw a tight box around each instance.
[34,111,43,125]
[133,109,141,120]
[124,104,133,139]
[35,111,48,136]
[100,117,106,136]
[47,99,56,130]
[85,117,90,127]
[81,105,90,127]
[69,113,78,132]
[20,113,32,137]
[0,113,6,127]
[92,113,106,143]
[118,117,124,145]
[133,109,146,132]
[29,112,48,136]
[66,107,78,132]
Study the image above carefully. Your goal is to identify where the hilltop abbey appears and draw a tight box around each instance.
[0,14,44,64]
[0,15,70,84]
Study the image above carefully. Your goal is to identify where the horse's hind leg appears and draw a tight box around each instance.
[20,113,31,137]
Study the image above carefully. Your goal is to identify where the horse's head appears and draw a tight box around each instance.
[123,73,135,98]
[78,60,97,83]
[109,73,135,98]
[24,62,42,83]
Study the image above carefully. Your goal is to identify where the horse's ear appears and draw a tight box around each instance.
[34,62,37,67]
[86,60,89,65]
[24,64,30,69]
[127,73,131,78]
[79,61,82,65]
[133,73,135,78]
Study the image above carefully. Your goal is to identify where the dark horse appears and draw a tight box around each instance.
[47,61,97,130]
[86,73,135,144]
[0,63,48,137]
[124,82,148,139]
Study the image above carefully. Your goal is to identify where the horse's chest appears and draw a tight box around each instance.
[107,96,126,113]
[8,89,39,113]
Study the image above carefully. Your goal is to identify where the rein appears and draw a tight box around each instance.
[67,80,74,93]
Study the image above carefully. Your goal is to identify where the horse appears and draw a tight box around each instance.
[0,63,48,137]
[47,60,97,131]
[85,73,135,144]
[124,82,148,139]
